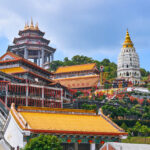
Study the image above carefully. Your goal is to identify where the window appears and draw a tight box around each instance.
[126,72,129,76]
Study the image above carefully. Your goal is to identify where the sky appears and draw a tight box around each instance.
[0,0,150,70]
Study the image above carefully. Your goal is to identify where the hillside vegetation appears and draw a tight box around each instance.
[49,55,149,80]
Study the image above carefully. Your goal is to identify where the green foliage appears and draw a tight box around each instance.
[81,103,96,110]
[95,95,106,101]
[24,135,62,150]
[49,55,117,80]
[139,125,149,136]
[140,68,149,77]
[49,56,148,81]
[121,122,128,131]
[113,120,150,128]
[148,85,150,91]
[73,91,83,98]
[122,136,150,144]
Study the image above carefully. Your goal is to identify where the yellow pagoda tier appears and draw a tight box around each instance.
[123,29,133,48]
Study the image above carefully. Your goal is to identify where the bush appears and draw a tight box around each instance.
[81,103,97,110]
[24,135,62,150]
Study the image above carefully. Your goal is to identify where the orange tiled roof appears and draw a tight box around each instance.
[55,63,96,74]
[54,75,99,89]
[0,52,53,75]
[0,67,26,74]
[21,112,122,134]
[10,105,126,135]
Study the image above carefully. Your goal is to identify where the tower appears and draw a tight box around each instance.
[117,30,141,84]
[7,19,56,69]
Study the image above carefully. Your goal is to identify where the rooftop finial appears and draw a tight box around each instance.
[35,22,39,30]
[123,29,133,48]
[30,17,34,29]
[27,21,29,28]
[24,22,27,30]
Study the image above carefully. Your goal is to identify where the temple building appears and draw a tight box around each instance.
[7,19,56,69]
[53,63,101,90]
[3,104,127,150]
[0,51,53,84]
[117,30,141,84]
[0,51,72,108]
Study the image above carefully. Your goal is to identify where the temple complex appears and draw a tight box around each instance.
[54,63,101,90]
[117,30,141,84]
[7,19,55,69]
[3,104,127,150]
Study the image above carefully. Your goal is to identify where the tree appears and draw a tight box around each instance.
[24,134,62,150]
[140,68,149,77]
[121,122,128,131]
[139,125,149,136]
[133,121,142,136]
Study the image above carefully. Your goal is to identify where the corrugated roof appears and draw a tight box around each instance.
[55,63,96,74]
[101,142,150,150]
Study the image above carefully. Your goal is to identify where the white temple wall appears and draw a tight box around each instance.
[4,113,26,150]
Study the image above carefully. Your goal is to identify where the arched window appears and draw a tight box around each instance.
[127,65,128,68]
[126,72,129,76]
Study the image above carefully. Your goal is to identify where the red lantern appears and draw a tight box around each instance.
[89,140,93,144]
[100,141,105,144]
[77,139,81,144]
[67,139,71,143]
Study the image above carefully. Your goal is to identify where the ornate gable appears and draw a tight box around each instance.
[0,52,21,62]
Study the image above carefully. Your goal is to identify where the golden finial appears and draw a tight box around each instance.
[24,22,27,30]
[35,22,39,30]
[123,29,133,48]
[30,18,34,29]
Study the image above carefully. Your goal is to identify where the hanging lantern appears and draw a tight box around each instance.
[77,139,81,144]
[67,139,71,143]
[88,140,93,144]
[100,141,105,144]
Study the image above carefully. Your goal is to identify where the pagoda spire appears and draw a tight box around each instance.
[30,18,34,29]
[123,29,133,48]
[24,22,27,30]
[35,22,39,30]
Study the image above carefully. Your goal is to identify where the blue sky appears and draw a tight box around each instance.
[0,0,150,70]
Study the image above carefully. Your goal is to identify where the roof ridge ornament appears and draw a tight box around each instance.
[35,22,39,30]
[30,17,34,29]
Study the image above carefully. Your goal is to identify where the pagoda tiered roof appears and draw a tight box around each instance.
[18,19,45,36]
[13,36,50,45]
[7,19,56,54]
[8,43,56,52]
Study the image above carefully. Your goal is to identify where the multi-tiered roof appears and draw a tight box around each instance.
[7,19,56,69]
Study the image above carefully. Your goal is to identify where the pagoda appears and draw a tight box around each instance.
[7,19,56,69]
[117,30,141,84]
